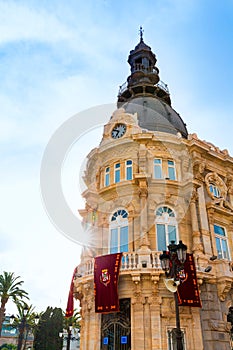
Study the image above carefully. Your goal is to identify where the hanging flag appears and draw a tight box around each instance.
[94,253,122,313]
[65,267,77,318]
[177,253,202,307]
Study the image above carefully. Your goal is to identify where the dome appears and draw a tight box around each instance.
[122,96,188,138]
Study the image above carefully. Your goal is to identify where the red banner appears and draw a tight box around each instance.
[94,253,122,313]
[177,253,202,307]
[65,267,77,318]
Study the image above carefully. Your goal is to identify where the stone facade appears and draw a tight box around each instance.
[73,36,233,349]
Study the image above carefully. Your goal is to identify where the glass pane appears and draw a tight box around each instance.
[157,224,166,251]
[214,225,225,236]
[105,173,110,186]
[215,237,222,259]
[154,159,162,179]
[126,160,132,165]
[154,165,162,179]
[168,166,176,180]
[110,229,118,253]
[126,166,132,180]
[222,239,229,259]
[168,225,176,242]
[115,169,120,183]
[120,226,128,252]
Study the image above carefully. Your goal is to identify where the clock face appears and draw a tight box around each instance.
[111,123,127,139]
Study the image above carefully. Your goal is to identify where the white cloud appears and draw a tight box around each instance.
[0,2,71,44]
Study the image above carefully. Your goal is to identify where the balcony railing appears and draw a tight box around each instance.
[75,251,162,278]
[118,79,169,96]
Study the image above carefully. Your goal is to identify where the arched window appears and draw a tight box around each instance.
[155,206,177,251]
[110,209,128,254]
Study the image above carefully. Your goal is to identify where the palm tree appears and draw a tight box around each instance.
[0,272,29,336]
[62,310,81,350]
[11,303,39,350]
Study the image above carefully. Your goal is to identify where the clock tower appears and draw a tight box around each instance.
[73,31,233,350]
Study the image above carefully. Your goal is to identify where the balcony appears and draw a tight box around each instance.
[75,251,163,279]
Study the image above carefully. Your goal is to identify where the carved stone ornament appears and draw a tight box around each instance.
[205,172,233,211]
[205,172,227,199]
[209,320,232,332]
[217,279,233,301]
[193,159,206,181]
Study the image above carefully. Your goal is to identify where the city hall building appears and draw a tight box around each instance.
[73,32,233,350]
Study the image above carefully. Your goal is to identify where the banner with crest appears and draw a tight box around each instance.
[177,253,202,307]
[94,253,122,313]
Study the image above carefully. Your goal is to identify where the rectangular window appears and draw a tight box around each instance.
[157,224,166,251]
[114,163,121,183]
[168,329,186,350]
[154,159,162,179]
[167,160,176,180]
[126,160,132,180]
[105,167,110,186]
[214,224,230,260]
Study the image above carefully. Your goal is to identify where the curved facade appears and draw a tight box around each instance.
[73,36,233,350]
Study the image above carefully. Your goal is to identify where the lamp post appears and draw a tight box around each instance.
[160,240,187,350]
[59,326,80,350]
[10,306,39,350]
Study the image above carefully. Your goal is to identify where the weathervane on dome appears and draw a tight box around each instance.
[139,26,144,42]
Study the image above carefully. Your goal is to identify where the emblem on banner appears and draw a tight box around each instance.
[100,269,111,286]
[177,268,187,282]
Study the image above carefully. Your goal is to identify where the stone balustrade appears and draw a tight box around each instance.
[75,251,163,278]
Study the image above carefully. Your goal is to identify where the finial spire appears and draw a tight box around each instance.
[139,26,144,42]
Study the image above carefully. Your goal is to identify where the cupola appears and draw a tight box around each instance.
[117,27,188,139]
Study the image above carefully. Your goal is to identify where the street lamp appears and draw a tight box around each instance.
[10,306,39,350]
[160,240,187,350]
[59,326,80,350]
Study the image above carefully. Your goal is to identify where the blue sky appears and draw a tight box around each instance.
[1,0,233,314]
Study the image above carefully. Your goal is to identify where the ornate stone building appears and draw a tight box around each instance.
[73,33,233,350]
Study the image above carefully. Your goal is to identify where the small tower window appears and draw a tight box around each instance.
[214,224,230,260]
[126,160,133,180]
[114,163,121,183]
[155,206,177,251]
[110,209,128,254]
[105,167,110,187]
